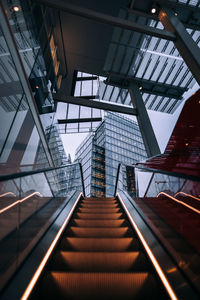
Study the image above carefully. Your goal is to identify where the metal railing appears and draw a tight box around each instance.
[114,161,200,199]
[0,162,85,292]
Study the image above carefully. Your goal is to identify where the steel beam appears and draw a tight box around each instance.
[159,8,200,85]
[76,76,98,81]
[126,8,200,31]
[53,95,137,116]
[113,84,182,99]
[105,73,187,99]
[0,3,54,167]
[105,79,184,100]
[129,82,161,157]
[34,0,176,41]
[58,117,102,124]
[158,0,200,13]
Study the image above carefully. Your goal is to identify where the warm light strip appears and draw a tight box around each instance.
[21,193,82,300]
[157,192,200,214]
[0,192,42,214]
[117,193,178,300]
[0,192,16,197]
[174,191,200,202]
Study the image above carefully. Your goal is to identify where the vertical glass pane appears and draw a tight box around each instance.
[0,27,24,154]
[0,96,50,175]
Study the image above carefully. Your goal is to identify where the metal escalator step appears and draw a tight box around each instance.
[75,212,123,219]
[79,204,119,208]
[84,197,115,201]
[59,237,140,251]
[78,207,121,213]
[71,219,127,227]
[51,251,149,272]
[66,226,130,237]
[39,272,158,300]
[81,200,117,205]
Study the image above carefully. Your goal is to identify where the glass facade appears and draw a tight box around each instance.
[91,144,105,197]
[45,124,70,167]
[0,23,50,175]
[0,0,66,175]
[75,134,94,196]
[75,112,147,197]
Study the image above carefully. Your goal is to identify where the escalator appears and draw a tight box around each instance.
[29,196,169,300]
[141,195,200,252]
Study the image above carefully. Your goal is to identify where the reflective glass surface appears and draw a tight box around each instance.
[0,25,50,175]
[76,112,147,197]
[100,7,199,114]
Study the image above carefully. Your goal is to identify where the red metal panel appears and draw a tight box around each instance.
[137,89,200,178]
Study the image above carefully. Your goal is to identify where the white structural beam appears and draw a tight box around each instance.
[129,82,161,157]
[159,8,200,86]
[53,95,137,116]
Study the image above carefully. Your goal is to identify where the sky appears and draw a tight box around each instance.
[61,82,199,161]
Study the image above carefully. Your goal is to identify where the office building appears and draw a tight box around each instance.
[75,112,147,197]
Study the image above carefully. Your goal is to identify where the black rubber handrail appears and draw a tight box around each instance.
[0,163,85,197]
[134,163,200,182]
[114,160,200,198]
[114,163,122,197]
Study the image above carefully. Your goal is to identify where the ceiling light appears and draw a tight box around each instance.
[151,7,156,14]
[12,6,20,12]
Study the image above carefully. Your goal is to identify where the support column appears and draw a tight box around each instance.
[159,8,200,86]
[129,82,161,157]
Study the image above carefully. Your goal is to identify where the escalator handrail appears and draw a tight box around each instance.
[0,163,77,182]
[0,192,42,215]
[116,190,199,298]
[114,163,122,197]
[174,191,200,202]
[157,192,200,215]
[114,161,200,184]
[0,163,85,197]
[134,163,200,182]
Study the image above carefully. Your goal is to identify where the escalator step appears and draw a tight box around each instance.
[59,237,140,251]
[78,208,121,213]
[84,198,115,201]
[75,212,123,219]
[71,219,127,227]
[79,204,119,208]
[51,251,149,272]
[29,197,169,300]
[39,272,158,300]
[66,226,131,237]
[81,201,117,205]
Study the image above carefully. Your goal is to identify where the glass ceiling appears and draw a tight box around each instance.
[169,0,200,8]
[99,8,199,114]
[56,72,104,134]
[57,0,200,134]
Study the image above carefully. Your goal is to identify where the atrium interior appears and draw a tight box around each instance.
[0,0,200,299]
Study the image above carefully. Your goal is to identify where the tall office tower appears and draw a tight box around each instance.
[75,112,147,197]
[45,125,70,167]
